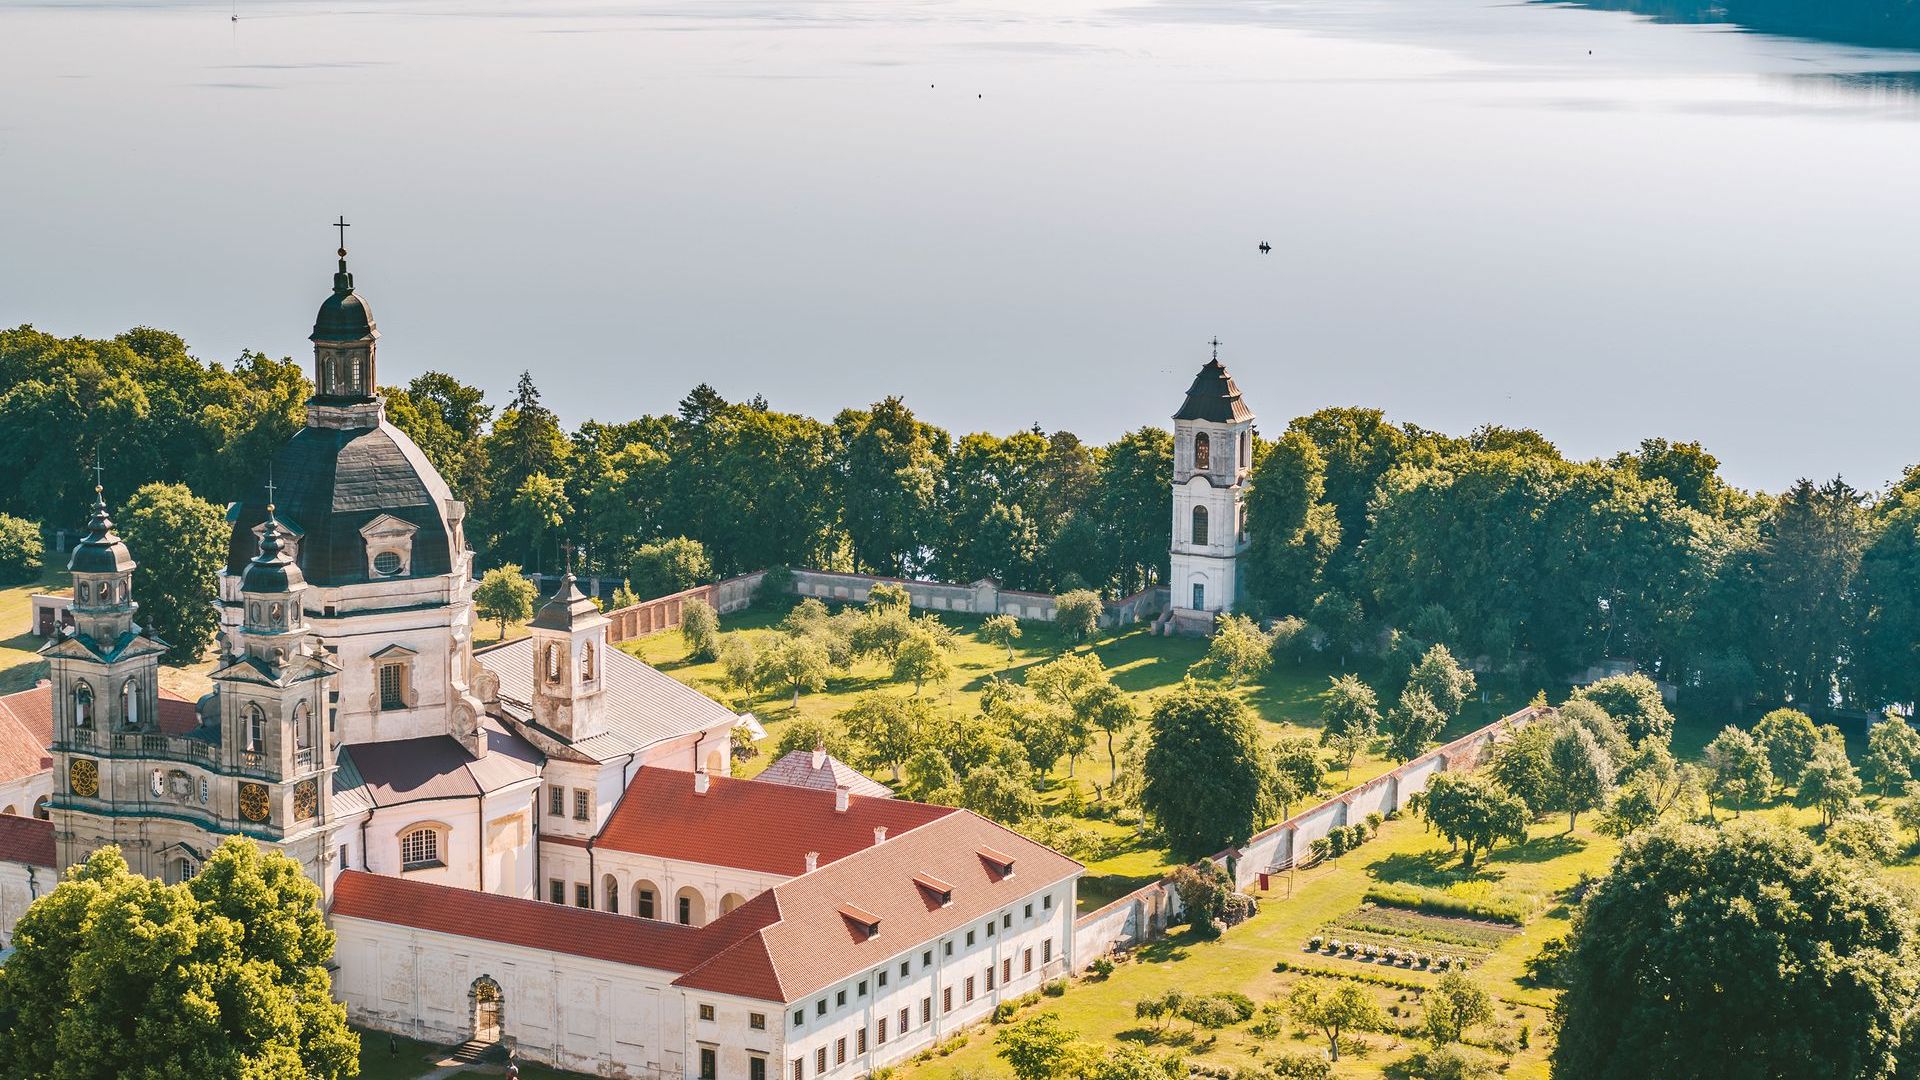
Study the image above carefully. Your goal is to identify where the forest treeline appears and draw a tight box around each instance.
[6,323,1920,718]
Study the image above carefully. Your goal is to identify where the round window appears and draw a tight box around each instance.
[373,551,403,576]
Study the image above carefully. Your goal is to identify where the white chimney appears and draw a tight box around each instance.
[873,826,887,845]
[805,851,819,872]
[811,744,827,771]
[694,768,710,795]
[835,783,850,813]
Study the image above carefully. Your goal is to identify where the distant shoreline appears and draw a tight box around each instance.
[1547,0,1920,51]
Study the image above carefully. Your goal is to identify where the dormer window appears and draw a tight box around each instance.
[359,514,418,580]
[913,873,954,907]
[838,904,882,941]
[977,847,1016,877]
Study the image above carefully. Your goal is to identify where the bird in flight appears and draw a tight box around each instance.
[1258,241,1271,254]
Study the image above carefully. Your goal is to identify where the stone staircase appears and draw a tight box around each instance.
[447,1039,507,1066]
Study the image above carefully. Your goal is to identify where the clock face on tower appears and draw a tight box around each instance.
[239,782,271,823]
[69,758,100,798]
[292,779,318,821]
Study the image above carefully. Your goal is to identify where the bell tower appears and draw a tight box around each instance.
[527,569,610,744]
[1169,340,1255,623]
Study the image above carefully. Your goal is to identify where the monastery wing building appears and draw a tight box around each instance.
[0,243,1084,1079]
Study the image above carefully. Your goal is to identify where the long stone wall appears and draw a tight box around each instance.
[600,572,766,646]
[1072,704,1548,967]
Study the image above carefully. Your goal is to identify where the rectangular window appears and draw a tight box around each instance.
[679,895,693,924]
[944,941,953,957]
[1003,913,1012,929]
[835,1038,846,1065]
[816,1048,826,1074]
[877,1017,888,1045]
[1043,939,1053,963]
[921,998,931,1024]
[1023,948,1032,974]
[1043,894,1053,910]
[549,786,565,817]
[751,1058,767,1080]
[877,970,888,988]
[901,961,911,978]
[942,988,952,1014]
[985,922,994,938]
[573,789,590,821]
[856,1029,867,1055]
[378,663,405,710]
[816,1000,827,1017]
[836,990,846,1008]
[639,889,655,919]
[793,1010,804,1028]
[751,1012,766,1031]
[1024,903,1033,919]
[1002,958,1011,983]
[965,977,975,1003]
[901,1006,911,1032]
[792,1060,803,1080]
[985,968,994,991]
[922,950,933,968]
[966,931,976,947]
[858,980,867,997]
[549,879,565,904]
[400,829,438,869]
[575,883,590,908]
[700,1048,717,1080]
[699,1004,716,1022]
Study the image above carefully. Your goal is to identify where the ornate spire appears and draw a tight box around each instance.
[68,475,136,576]
[242,483,304,594]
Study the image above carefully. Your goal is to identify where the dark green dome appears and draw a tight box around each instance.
[241,511,304,594]
[311,259,376,343]
[68,488,136,575]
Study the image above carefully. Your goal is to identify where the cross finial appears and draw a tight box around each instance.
[559,541,575,575]
[1208,337,1222,362]
[264,468,277,514]
[333,215,350,257]
[91,459,104,495]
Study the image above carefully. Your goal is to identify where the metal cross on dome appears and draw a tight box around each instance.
[91,458,104,493]
[333,215,350,256]
[1209,337,1222,362]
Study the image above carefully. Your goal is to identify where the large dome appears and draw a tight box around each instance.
[226,420,458,588]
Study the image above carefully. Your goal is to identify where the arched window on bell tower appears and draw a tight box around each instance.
[73,681,93,730]
[1191,505,1209,547]
[121,678,140,731]
[1193,432,1211,472]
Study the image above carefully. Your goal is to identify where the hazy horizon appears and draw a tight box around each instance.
[5,0,1919,494]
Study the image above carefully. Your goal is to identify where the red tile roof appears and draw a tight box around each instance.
[0,685,53,748]
[673,812,1082,1002]
[331,871,718,972]
[0,683,198,741]
[0,814,55,868]
[0,708,48,787]
[595,767,953,876]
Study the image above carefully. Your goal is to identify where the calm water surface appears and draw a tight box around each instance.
[2,0,1917,490]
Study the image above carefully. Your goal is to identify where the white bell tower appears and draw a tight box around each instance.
[1169,340,1254,624]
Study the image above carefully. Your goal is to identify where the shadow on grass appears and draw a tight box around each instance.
[1490,831,1589,865]
[1115,1027,1197,1047]
[1370,849,1483,889]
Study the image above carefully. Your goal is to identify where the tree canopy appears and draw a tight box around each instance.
[1141,681,1273,855]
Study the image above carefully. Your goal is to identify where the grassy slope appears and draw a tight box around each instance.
[620,603,1545,913]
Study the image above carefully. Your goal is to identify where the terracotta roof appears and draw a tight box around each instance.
[752,749,893,799]
[674,811,1082,1002]
[0,708,48,786]
[339,719,542,807]
[595,767,952,875]
[0,815,55,868]
[331,870,716,972]
[0,685,53,748]
[478,637,740,764]
[0,683,197,743]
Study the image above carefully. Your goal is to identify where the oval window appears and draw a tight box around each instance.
[373,551,403,576]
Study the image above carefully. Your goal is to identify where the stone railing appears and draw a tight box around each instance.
[111,731,219,768]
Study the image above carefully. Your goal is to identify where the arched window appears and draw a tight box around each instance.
[293,701,312,751]
[581,643,595,682]
[1191,505,1209,546]
[603,874,620,914]
[72,682,93,729]
[121,678,140,730]
[545,643,562,682]
[249,602,261,624]
[31,796,49,820]
[76,582,89,605]
[175,857,195,883]
[400,827,440,869]
[246,704,266,752]
[1193,432,1211,471]
[1239,430,1251,469]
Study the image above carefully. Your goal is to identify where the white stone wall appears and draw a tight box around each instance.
[0,771,50,819]
[0,858,52,946]
[352,783,537,899]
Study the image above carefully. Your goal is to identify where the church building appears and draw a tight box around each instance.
[0,239,1084,1078]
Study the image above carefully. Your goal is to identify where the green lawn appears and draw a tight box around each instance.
[898,813,1617,1080]
[0,567,64,694]
[618,601,1545,913]
[352,1026,593,1079]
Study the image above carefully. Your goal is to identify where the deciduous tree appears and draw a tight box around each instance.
[1141,682,1273,855]
[1418,772,1529,869]
[1318,674,1380,776]
[117,482,227,664]
[1284,979,1387,1063]
[474,564,536,642]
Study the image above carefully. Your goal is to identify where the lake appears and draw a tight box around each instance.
[2,0,1917,491]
